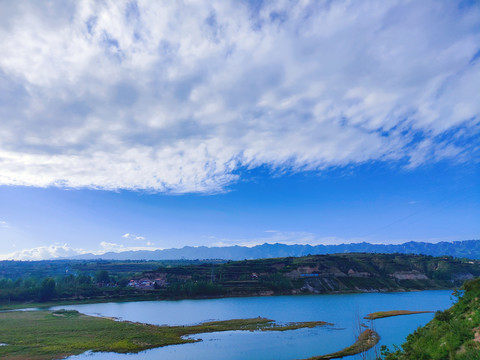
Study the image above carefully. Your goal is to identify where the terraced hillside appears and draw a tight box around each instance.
[2,253,479,306]
[141,253,480,297]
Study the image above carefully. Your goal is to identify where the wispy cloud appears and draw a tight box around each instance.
[0,221,8,228]
[0,1,478,193]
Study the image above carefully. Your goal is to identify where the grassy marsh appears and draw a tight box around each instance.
[0,310,330,360]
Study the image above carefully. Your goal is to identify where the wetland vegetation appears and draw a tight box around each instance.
[0,310,330,360]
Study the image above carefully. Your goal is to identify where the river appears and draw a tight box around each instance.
[52,290,453,360]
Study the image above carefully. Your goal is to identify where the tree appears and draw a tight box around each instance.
[95,270,110,284]
[77,275,92,285]
[39,278,56,301]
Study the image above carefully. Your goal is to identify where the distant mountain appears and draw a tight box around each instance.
[70,239,480,261]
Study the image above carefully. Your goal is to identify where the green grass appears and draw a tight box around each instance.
[0,310,330,360]
[364,310,434,320]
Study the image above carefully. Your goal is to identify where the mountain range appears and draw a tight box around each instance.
[69,239,480,261]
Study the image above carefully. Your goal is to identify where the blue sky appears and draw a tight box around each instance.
[0,0,479,259]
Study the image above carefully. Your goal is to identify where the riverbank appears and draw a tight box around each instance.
[0,286,454,312]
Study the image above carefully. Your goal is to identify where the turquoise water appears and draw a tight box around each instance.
[55,290,453,360]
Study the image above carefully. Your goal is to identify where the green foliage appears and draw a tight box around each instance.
[166,280,225,297]
[434,309,452,322]
[95,270,110,284]
[39,278,56,301]
[77,274,92,285]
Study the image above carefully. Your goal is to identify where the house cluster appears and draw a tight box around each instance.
[127,278,167,290]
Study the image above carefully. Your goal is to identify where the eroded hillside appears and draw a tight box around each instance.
[140,253,480,296]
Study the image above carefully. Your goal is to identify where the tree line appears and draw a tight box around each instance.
[0,270,125,302]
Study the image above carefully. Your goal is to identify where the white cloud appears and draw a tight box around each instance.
[0,1,478,193]
[0,241,162,260]
[0,221,8,228]
[122,233,145,241]
[0,243,86,260]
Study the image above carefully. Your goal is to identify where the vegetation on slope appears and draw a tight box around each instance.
[145,253,480,297]
[1,253,479,307]
[381,277,480,359]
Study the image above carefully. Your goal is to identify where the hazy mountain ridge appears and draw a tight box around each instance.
[69,240,480,261]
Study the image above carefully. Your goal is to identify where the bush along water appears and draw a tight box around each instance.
[381,278,480,359]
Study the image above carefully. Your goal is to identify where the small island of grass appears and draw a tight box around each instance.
[305,329,380,359]
[0,310,330,360]
[364,310,434,320]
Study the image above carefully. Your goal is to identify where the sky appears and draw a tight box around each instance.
[0,0,479,260]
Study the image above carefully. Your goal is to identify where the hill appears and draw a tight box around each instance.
[138,253,480,297]
[2,253,480,305]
